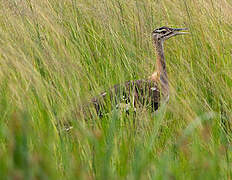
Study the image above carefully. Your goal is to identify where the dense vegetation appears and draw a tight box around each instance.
[0,0,231,179]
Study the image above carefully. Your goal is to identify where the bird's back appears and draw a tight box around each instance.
[91,79,160,116]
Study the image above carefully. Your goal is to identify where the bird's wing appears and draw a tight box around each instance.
[91,79,160,116]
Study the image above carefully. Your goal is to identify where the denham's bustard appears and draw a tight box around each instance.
[87,26,188,117]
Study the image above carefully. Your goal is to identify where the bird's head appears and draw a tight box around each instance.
[152,26,188,42]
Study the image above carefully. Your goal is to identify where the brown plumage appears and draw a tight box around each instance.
[91,80,160,116]
[89,26,188,117]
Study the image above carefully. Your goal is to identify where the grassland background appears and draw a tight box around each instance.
[0,0,232,179]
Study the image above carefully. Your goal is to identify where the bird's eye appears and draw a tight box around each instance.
[161,31,167,34]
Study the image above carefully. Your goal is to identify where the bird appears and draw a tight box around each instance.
[87,26,188,117]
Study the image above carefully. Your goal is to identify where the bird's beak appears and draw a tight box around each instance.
[173,28,189,35]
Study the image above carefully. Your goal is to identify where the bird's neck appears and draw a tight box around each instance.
[152,40,169,97]
[155,41,167,77]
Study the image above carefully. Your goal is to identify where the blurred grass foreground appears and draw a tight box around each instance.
[0,0,232,179]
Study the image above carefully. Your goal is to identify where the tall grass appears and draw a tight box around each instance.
[0,0,231,179]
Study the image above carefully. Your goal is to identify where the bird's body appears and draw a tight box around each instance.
[91,79,160,116]
[88,26,188,117]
